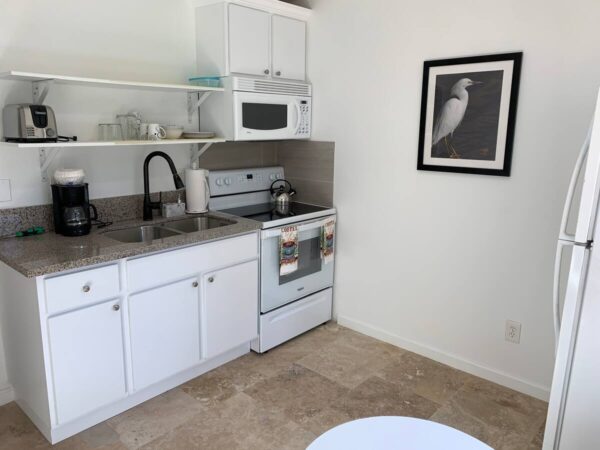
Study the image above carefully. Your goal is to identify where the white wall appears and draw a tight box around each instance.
[0,0,202,403]
[308,0,600,399]
[0,0,200,207]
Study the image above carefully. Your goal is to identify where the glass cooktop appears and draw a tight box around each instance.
[220,202,331,224]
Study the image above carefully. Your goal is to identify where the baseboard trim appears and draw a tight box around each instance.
[0,383,14,406]
[337,315,550,401]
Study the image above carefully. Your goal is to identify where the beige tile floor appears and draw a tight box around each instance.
[0,323,547,450]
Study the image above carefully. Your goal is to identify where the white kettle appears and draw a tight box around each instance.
[185,164,210,213]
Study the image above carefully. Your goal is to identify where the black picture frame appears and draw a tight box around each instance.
[417,52,522,177]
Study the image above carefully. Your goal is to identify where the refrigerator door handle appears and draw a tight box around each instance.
[553,240,573,349]
[559,123,592,242]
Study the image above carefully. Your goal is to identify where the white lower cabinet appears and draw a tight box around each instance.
[203,260,259,359]
[47,299,127,424]
[129,277,201,391]
[0,232,259,444]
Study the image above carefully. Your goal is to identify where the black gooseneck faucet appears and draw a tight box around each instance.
[143,151,185,221]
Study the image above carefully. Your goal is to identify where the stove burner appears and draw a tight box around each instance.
[220,202,329,224]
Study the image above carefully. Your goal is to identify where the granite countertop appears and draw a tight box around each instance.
[0,211,262,278]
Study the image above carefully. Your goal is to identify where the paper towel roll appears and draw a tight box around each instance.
[186,168,210,213]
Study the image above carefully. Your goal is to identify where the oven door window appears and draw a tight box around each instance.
[279,235,322,285]
[242,103,288,130]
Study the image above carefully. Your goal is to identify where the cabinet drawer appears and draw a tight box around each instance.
[44,265,120,315]
[127,233,258,291]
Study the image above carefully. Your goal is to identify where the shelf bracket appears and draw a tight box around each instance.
[39,147,61,182]
[190,142,214,164]
[187,91,212,123]
[32,79,54,105]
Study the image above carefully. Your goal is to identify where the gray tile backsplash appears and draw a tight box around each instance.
[197,141,278,170]
[198,139,335,206]
[277,141,335,206]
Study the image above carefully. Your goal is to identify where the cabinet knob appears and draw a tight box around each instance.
[113,304,120,311]
[208,276,215,283]
[275,71,281,76]
[264,69,270,75]
[82,284,91,293]
[192,281,199,288]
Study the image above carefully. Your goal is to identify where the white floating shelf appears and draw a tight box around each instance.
[4,138,226,148]
[0,70,224,93]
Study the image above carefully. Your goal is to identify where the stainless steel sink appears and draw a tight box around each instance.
[103,225,182,243]
[162,216,236,233]
[102,215,236,243]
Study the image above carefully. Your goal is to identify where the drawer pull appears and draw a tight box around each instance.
[192,281,199,288]
[208,276,215,283]
[82,285,91,293]
[113,304,120,311]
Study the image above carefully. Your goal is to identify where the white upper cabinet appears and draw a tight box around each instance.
[228,5,271,76]
[271,15,306,81]
[196,1,308,81]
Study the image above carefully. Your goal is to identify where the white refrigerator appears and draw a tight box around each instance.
[544,90,600,449]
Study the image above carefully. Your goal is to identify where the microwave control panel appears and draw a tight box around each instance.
[296,101,311,137]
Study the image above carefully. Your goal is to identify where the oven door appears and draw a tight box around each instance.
[232,91,309,141]
[260,216,335,313]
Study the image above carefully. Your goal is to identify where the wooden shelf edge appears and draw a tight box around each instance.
[2,138,226,149]
[0,71,224,93]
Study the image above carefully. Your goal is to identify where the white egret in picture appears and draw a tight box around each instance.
[431,70,504,161]
[432,78,482,158]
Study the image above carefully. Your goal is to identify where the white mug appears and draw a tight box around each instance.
[147,124,166,141]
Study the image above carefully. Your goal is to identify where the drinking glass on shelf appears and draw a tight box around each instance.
[116,112,142,140]
[98,123,123,141]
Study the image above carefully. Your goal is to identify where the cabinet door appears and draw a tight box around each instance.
[48,300,126,424]
[203,260,258,359]
[129,277,201,390]
[272,15,306,80]
[228,4,271,76]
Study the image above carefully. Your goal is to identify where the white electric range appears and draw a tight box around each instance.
[209,166,336,353]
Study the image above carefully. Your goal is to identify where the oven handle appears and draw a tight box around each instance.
[261,216,336,240]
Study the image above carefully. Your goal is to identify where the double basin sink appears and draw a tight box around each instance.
[102,216,236,244]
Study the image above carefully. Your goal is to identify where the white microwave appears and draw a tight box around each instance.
[199,76,312,141]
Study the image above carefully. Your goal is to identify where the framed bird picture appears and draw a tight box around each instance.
[417,52,522,176]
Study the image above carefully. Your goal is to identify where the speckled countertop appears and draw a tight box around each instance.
[0,211,261,278]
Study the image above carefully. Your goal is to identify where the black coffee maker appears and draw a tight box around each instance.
[51,184,97,236]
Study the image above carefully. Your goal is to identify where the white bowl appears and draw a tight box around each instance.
[164,126,184,139]
[54,168,86,185]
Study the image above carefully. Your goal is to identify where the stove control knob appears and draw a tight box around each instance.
[270,174,277,181]
[224,178,232,185]
[216,178,223,186]
[277,173,282,179]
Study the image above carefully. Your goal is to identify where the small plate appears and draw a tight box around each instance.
[182,132,215,139]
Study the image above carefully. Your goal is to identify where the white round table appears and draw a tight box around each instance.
[307,416,492,450]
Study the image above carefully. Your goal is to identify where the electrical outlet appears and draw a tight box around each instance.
[0,179,11,202]
[505,320,521,344]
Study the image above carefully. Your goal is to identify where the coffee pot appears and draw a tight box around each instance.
[51,184,97,236]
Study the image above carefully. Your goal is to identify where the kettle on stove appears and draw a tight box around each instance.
[270,179,296,205]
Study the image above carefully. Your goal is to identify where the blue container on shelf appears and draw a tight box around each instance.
[188,76,222,88]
